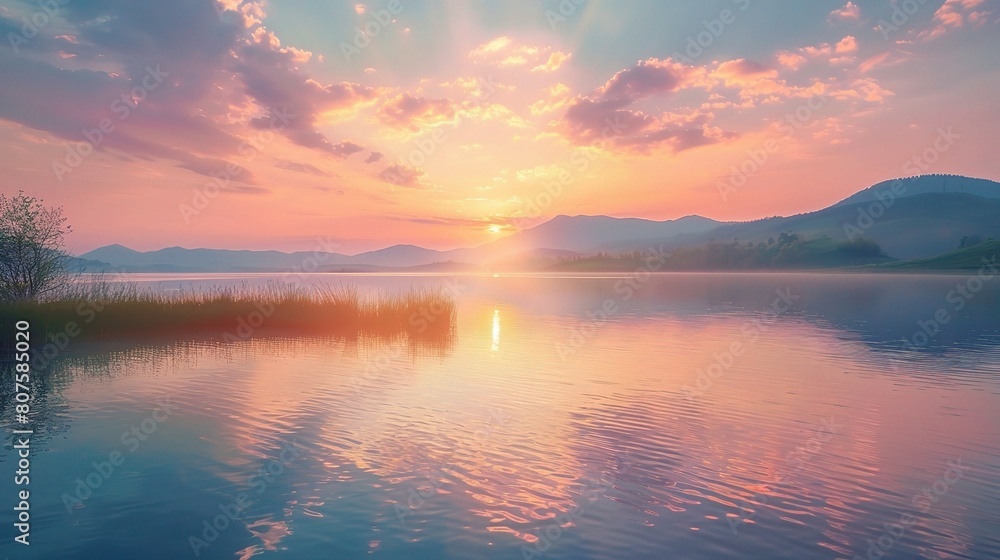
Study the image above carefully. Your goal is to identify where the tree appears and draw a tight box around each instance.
[0,191,73,302]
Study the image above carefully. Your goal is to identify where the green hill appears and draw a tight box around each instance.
[874,240,1000,271]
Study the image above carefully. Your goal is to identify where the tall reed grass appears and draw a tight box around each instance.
[0,277,456,343]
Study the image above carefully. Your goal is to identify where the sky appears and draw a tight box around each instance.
[0,0,998,254]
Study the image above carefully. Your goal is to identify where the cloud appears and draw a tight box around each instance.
[800,43,833,58]
[858,51,894,74]
[469,36,568,72]
[554,58,727,154]
[458,100,532,128]
[469,37,512,60]
[332,140,365,158]
[364,151,384,164]
[779,36,859,68]
[714,59,779,82]
[0,0,378,181]
[828,2,861,21]
[178,157,259,185]
[530,83,572,115]
[531,51,571,72]
[776,52,808,70]
[379,163,426,187]
[835,36,858,53]
[275,160,334,177]
[377,93,456,131]
[828,78,894,102]
[237,29,377,151]
[712,59,802,98]
[918,0,992,41]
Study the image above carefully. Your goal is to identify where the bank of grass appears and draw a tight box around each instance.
[0,280,455,343]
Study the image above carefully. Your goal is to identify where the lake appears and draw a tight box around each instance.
[2,272,999,560]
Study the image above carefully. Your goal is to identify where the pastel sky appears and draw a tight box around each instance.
[1,0,998,254]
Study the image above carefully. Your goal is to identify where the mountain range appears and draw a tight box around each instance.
[76,174,1000,272]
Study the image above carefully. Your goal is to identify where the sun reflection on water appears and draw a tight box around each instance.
[491,308,501,352]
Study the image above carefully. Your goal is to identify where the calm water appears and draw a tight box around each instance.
[2,273,1000,560]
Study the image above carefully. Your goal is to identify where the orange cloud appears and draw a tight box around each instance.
[777,51,808,70]
[919,0,992,41]
[531,51,571,73]
[377,93,456,131]
[829,78,894,102]
[835,36,858,53]
[469,36,568,72]
[712,59,821,100]
[714,59,779,83]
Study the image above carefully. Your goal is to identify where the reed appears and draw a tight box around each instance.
[0,277,456,344]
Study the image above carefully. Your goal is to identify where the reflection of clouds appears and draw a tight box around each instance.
[40,275,1000,559]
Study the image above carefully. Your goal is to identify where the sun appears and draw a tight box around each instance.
[488,224,502,234]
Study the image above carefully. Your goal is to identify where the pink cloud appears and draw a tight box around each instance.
[829,2,861,21]
[0,0,379,179]
[597,58,708,101]
[554,58,727,154]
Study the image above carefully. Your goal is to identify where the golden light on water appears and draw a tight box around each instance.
[491,308,501,352]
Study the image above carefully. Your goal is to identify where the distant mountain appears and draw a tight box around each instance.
[77,175,999,270]
[353,244,452,267]
[66,256,116,273]
[599,176,1000,260]
[477,214,721,255]
[79,243,457,271]
[78,215,720,271]
[81,244,324,270]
